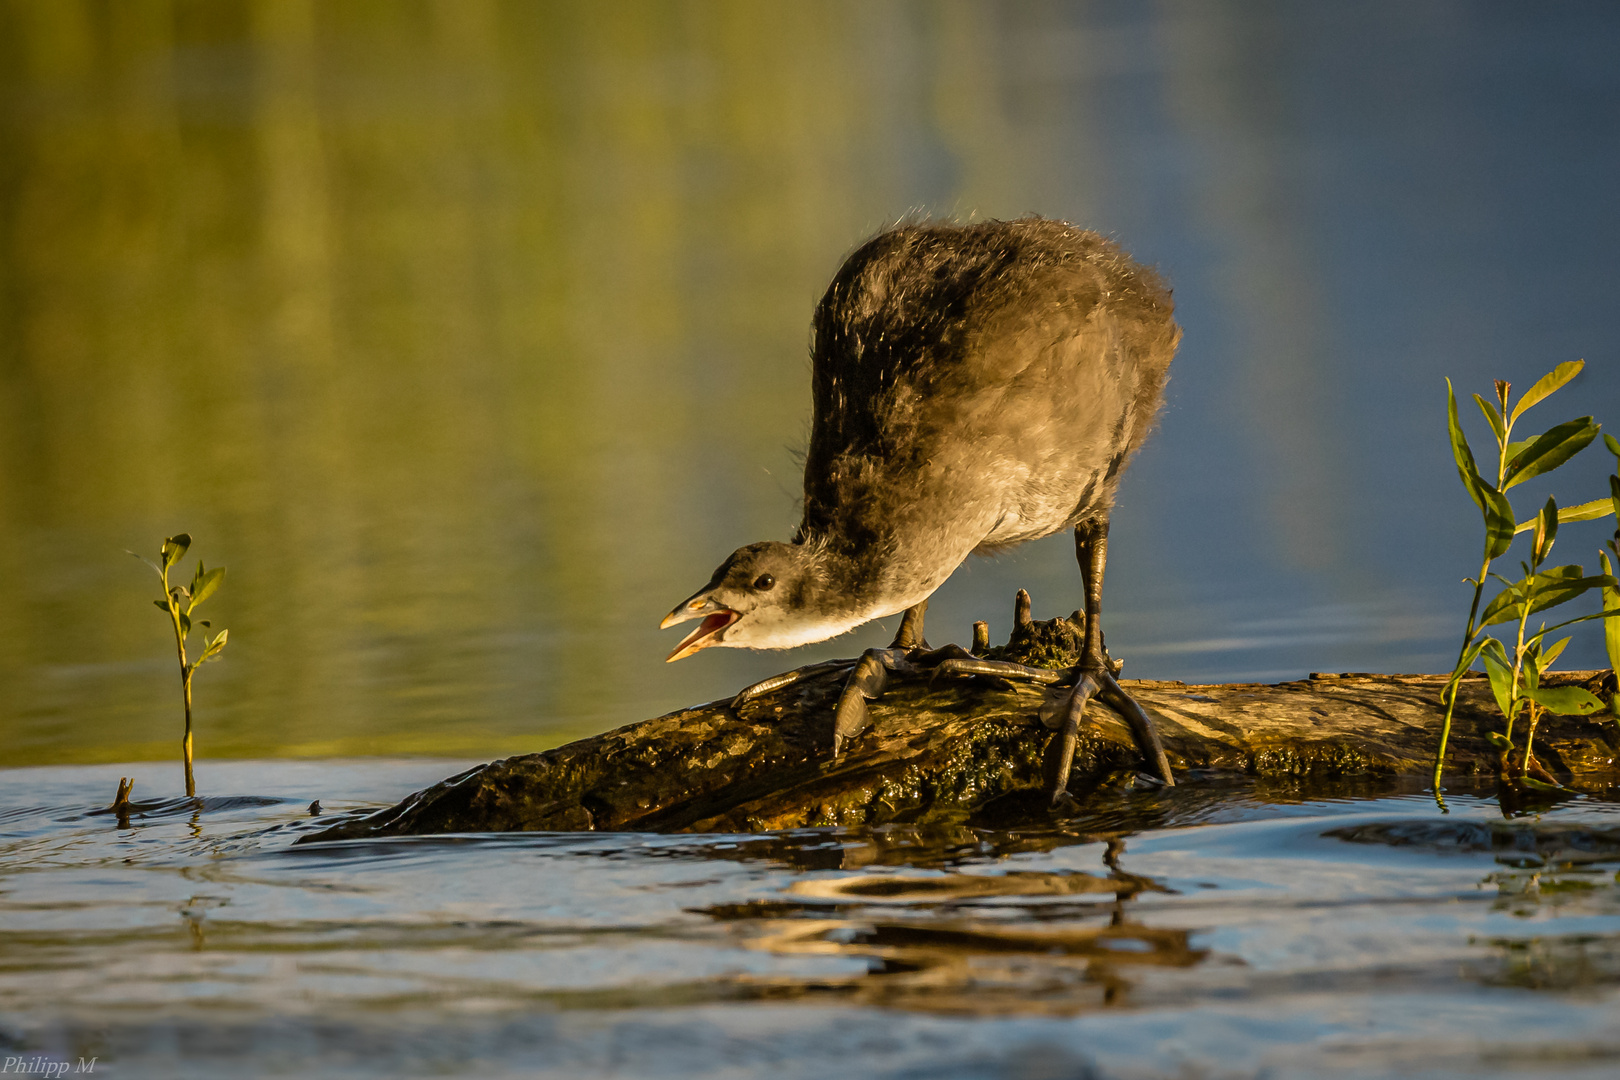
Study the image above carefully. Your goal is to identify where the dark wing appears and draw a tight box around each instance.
[800,222,1041,546]
[799,219,1174,553]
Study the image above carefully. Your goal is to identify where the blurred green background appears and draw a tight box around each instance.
[4,0,1618,769]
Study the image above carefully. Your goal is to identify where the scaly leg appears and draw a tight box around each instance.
[1066,519,1174,789]
[890,599,928,650]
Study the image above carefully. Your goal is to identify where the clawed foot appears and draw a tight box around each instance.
[731,658,858,711]
[730,640,982,753]
[728,588,1174,807]
[1038,666,1174,792]
[830,641,982,755]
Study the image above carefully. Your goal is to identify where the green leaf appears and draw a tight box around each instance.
[190,566,225,611]
[178,612,191,639]
[1604,431,1620,463]
[1602,551,1620,679]
[1518,776,1563,792]
[1486,730,1514,751]
[153,599,170,612]
[1512,498,1615,535]
[1540,635,1571,668]
[1479,565,1609,627]
[1520,641,1542,693]
[1482,483,1516,559]
[1532,497,1558,566]
[1445,382,1518,557]
[1502,417,1599,489]
[1446,380,1487,511]
[1536,605,1620,638]
[1525,685,1606,715]
[1509,360,1583,425]
[1479,638,1516,721]
[199,628,229,663]
[1447,636,1488,687]
[1478,577,1525,630]
[1611,473,1620,524]
[1473,393,1505,444]
[161,534,192,570]
[1442,638,1489,714]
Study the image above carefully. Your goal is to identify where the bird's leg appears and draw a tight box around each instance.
[890,600,929,651]
[1069,520,1174,788]
[1075,520,1107,676]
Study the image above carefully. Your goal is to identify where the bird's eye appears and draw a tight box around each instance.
[753,574,776,591]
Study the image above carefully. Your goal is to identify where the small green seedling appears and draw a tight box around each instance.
[1435,361,1620,794]
[131,533,228,798]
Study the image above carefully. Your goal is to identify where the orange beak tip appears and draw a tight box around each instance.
[662,610,740,664]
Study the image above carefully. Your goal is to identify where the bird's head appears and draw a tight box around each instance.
[660,540,830,661]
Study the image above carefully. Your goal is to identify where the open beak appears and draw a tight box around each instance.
[660,594,741,662]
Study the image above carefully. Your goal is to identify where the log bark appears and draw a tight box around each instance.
[304,651,1620,841]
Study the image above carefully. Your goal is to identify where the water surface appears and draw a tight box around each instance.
[5,761,1620,1077]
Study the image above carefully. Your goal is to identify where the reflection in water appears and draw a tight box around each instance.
[1478,860,1620,992]
[6,763,1620,1075]
[695,844,1203,1016]
[1482,932,1620,992]
[1329,813,1620,995]
[1326,817,1620,865]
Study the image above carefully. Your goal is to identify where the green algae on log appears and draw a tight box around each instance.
[302,657,1620,841]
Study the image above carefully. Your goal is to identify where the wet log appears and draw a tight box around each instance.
[303,609,1620,840]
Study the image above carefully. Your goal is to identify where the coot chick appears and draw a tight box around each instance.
[662,217,1179,797]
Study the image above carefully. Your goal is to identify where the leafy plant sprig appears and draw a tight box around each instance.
[131,533,228,798]
[1601,432,1620,712]
[1434,362,1620,792]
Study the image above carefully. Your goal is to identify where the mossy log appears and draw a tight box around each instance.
[305,612,1620,841]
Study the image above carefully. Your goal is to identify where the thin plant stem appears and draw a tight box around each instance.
[160,557,196,799]
[1434,554,1492,791]
[182,669,195,798]
[1523,700,1544,777]
[1506,571,1537,774]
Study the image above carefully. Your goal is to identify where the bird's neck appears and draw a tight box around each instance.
[793,526,932,621]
